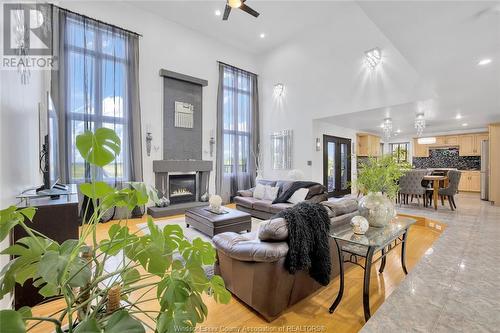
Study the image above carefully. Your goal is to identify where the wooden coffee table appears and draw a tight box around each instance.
[185,206,252,237]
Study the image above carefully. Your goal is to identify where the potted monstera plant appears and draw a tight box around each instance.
[355,154,410,227]
[0,128,230,333]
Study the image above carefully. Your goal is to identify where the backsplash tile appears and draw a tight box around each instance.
[413,147,480,170]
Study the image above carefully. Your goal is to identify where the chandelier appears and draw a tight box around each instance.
[381,117,393,139]
[415,111,426,137]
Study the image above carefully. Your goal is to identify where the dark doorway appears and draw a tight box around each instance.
[323,135,352,197]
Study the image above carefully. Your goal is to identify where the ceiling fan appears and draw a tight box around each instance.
[223,0,260,21]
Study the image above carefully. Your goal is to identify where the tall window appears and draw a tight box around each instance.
[390,142,410,163]
[65,17,128,182]
[216,63,259,202]
[222,68,251,174]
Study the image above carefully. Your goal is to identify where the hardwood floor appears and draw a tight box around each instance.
[28,207,443,333]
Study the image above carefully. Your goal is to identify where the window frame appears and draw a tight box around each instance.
[65,18,129,183]
[222,69,252,175]
[390,142,410,163]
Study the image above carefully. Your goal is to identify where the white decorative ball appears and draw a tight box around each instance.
[209,195,223,212]
[351,215,369,235]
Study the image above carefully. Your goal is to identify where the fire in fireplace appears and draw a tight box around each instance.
[169,174,196,204]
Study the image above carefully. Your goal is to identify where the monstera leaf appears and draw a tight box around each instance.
[76,128,121,167]
[0,310,26,333]
[0,206,36,242]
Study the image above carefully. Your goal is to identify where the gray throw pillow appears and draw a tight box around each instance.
[258,217,288,241]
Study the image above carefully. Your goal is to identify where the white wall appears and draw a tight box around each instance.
[0,55,45,310]
[312,121,358,194]
[59,1,259,194]
[258,2,427,182]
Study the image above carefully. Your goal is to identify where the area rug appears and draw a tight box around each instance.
[137,215,263,278]
[137,216,264,244]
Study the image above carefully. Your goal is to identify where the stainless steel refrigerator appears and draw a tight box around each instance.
[481,140,489,200]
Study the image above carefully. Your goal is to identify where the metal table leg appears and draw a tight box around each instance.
[378,248,386,274]
[329,238,344,314]
[363,246,375,322]
[401,231,408,275]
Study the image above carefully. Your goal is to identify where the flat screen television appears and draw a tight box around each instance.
[37,93,66,194]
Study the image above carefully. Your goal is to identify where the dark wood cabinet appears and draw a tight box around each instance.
[11,194,80,309]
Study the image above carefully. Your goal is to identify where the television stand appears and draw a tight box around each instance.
[19,184,77,205]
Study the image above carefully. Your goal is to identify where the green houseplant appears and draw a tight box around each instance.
[355,154,410,227]
[0,128,230,333]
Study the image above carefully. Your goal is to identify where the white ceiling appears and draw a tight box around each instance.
[130,0,500,135]
[351,0,500,136]
[130,1,345,54]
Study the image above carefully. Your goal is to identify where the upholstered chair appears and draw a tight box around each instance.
[438,170,461,211]
[398,170,428,207]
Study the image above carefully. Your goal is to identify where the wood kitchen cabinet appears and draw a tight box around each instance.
[459,133,488,156]
[413,138,429,157]
[357,133,380,157]
[443,135,458,145]
[458,135,476,156]
[459,171,481,192]
[474,133,489,155]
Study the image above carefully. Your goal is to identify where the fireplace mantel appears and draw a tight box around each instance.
[153,160,212,173]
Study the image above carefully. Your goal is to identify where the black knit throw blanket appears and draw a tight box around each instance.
[275,201,331,286]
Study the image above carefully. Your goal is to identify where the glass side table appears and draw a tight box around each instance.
[328,216,417,321]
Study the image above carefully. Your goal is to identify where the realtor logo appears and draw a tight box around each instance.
[3,3,52,56]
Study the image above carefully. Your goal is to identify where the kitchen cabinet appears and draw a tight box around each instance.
[489,124,500,205]
[474,133,489,155]
[459,133,488,156]
[443,135,458,145]
[413,138,429,157]
[357,133,380,157]
[459,171,481,192]
[458,135,476,156]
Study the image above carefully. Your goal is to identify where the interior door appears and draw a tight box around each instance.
[323,135,352,197]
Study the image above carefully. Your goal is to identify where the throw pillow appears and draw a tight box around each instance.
[263,185,279,201]
[287,188,310,204]
[258,217,288,241]
[253,183,266,200]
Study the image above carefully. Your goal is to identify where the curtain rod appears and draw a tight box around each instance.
[217,61,258,76]
[51,4,142,37]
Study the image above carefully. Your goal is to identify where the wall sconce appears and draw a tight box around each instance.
[146,132,153,157]
[209,129,216,157]
[273,83,285,97]
[209,137,216,157]
[315,137,321,151]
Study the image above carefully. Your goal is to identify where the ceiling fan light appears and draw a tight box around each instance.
[228,0,242,8]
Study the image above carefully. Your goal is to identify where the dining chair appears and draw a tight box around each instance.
[437,170,461,211]
[398,170,428,207]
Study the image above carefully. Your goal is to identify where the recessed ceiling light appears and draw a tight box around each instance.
[478,58,492,66]
[260,33,266,39]
[455,114,462,120]
[462,123,468,127]
[396,129,401,133]
[215,9,221,16]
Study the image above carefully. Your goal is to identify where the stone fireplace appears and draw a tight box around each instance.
[168,174,196,204]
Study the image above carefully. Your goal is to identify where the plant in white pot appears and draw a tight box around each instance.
[355,155,410,227]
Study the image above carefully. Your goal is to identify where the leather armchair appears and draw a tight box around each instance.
[213,199,359,321]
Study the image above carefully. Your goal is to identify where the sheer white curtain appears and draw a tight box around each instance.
[51,7,142,186]
[216,63,259,203]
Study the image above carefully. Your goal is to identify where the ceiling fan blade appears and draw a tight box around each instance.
[240,3,260,18]
[223,4,231,20]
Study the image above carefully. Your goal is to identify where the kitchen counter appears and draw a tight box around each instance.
[361,194,500,332]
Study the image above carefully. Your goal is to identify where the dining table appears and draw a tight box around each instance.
[423,175,448,210]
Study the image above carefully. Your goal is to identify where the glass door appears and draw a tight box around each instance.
[323,135,352,197]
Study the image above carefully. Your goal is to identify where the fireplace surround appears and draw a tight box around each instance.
[147,160,213,218]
